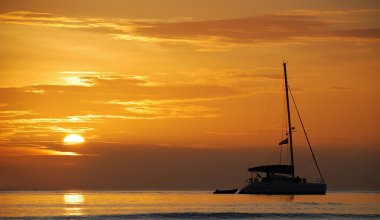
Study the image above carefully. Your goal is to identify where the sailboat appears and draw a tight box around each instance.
[238,63,327,195]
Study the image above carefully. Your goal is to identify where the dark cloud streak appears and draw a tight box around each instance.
[1,142,379,190]
[1,11,379,46]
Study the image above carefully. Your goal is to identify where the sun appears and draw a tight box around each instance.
[64,134,85,144]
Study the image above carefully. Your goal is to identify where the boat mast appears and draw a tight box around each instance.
[283,62,295,178]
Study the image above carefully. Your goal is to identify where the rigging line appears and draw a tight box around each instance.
[280,88,287,164]
[297,159,314,171]
[249,81,280,166]
[248,99,272,167]
[288,86,325,183]
[279,140,282,164]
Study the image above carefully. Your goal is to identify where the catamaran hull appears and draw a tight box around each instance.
[238,182,326,195]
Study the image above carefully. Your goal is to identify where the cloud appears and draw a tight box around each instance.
[0,74,241,142]
[1,10,379,49]
[288,8,380,16]
[0,11,126,32]
[1,141,379,189]
[135,15,325,43]
[204,130,253,136]
[0,143,81,156]
[0,110,35,118]
[135,15,380,43]
[224,71,283,80]
[330,86,354,91]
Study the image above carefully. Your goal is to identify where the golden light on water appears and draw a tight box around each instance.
[63,134,85,144]
[64,208,83,216]
[64,193,84,204]
[64,193,84,216]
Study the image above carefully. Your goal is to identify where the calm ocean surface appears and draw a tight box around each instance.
[0,191,379,219]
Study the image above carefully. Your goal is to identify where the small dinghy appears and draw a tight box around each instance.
[213,188,238,194]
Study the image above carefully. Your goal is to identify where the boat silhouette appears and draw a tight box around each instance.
[238,63,327,195]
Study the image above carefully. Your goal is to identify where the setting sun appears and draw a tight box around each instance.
[64,134,85,144]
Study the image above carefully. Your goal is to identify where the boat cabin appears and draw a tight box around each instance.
[247,165,306,183]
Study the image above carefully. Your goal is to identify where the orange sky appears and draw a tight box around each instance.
[0,0,379,190]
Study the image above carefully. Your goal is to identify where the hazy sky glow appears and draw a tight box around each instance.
[0,0,379,190]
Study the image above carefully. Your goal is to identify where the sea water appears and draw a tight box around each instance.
[0,191,379,219]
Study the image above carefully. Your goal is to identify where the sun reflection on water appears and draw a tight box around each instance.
[63,193,84,216]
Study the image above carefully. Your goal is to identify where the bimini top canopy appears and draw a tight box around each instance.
[248,165,294,174]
